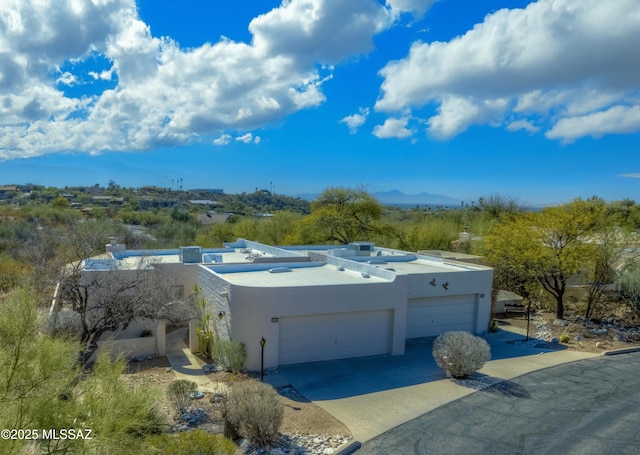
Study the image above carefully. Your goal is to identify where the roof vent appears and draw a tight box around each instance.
[269,267,292,273]
[361,273,370,278]
[337,266,345,271]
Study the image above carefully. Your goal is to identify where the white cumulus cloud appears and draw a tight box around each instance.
[213,134,232,146]
[375,0,640,142]
[236,133,254,144]
[546,105,640,143]
[340,107,370,134]
[372,117,413,139]
[0,0,416,159]
[506,119,540,134]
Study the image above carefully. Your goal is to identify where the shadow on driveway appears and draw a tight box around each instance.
[454,373,531,398]
[276,329,563,401]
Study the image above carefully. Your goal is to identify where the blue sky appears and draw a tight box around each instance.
[1,0,639,205]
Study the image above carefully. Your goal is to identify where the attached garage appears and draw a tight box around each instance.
[278,309,393,365]
[406,294,477,339]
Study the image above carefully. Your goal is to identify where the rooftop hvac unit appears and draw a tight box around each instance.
[179,246,203,264]
[349,242,375,256]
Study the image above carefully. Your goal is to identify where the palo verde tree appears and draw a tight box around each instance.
[0,289,168,455]
[296,186,388,244]
[484,200,599,320]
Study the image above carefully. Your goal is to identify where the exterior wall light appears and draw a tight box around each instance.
[260,337,266,382]
[217,311,225,320]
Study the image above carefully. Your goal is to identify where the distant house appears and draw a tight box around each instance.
[189,199,218,208]
[197,212,231,225]
[91,196,125,205]
[494,290,525,314]
[139,197,177,209]
[0,185,18,198]
[191,189,224,194]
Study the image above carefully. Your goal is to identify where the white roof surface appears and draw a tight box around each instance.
[206,264,391,287]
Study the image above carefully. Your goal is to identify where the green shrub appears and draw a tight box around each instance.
[433,331,491,379]
[212,340,246,372]
[559,334,570,343]
[147,430,236,455]
[167,379,198,413]
[226,381,283,446]
[41,310,83,338]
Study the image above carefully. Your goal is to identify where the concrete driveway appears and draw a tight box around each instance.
[270,330,598,442]
[358,351,640,454]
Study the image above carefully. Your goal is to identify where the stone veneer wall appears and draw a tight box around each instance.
[197,266,232,340]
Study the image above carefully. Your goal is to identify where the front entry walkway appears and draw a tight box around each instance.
[165,327,217,393]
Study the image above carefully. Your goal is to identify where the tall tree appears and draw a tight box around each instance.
[0,289,167,455]
[298,186,385,244]
[484,200,598,319]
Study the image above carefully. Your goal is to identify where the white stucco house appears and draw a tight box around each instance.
[71,239,493,370]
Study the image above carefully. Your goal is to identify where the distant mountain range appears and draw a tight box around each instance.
[295,190,461,207]
[372,190,461,206]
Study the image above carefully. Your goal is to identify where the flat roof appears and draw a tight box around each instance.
[96,240,491,276]
[204,263,391,287]
[105,246,288,270]
[280,244,490,274]
[371,257,483,274]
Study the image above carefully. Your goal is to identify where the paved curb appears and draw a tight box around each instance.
[603,346,640,356]
[335,440,361,455]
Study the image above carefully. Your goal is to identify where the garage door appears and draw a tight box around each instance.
[278,310,392,365]
[406,294,476,339]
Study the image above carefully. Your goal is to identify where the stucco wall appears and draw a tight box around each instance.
[224,276,408,371]
[406,268,493,333]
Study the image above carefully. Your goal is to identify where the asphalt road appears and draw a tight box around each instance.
[357,352,640,455]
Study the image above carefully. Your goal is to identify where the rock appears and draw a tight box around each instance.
[550,337,559,344]
[595,342,607,349]
[575,335,584,342]
[202,363,221,373]
[189,391,204,400]
[553,319,569,326]
[615,333,627,342]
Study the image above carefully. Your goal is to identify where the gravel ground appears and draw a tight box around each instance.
[495,309,640,352]
[121,357,352,454]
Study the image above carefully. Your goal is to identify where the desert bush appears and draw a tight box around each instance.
[167,379,198,413]
[41,310,83,338]
[432,331,491,379]
[147,430,236,455]
[226,381,284,446]
[559,334,571,343]
[212,340,246,372]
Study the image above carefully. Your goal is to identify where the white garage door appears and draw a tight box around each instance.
[406,294,476,339]
[278,310,392,365]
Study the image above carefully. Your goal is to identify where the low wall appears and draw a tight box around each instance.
[97,336,158,358]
